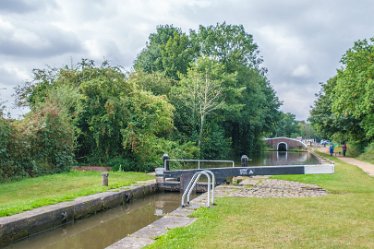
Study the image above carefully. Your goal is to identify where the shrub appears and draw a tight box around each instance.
[358,143,374,164]
[347,142,364,157]
[0,104,75,181]
[107,156,136,171]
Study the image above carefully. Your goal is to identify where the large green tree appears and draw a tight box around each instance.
[310,37,373,146]
[135,23,281,157]
[171,57,235,157]
[333,38,374,141]
[191,23,281,156]
[134,25,194,80]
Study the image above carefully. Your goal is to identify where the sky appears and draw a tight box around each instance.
[0,0,373,120]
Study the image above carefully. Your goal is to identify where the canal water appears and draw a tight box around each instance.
[170,151,320,169]
[247,151,320,166]
[6,192,182,249]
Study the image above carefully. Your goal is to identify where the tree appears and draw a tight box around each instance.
[121,90,175,166]
[134,25,194,80]
[172,57,235,155]
[190,22,261,70]
[14,59,200,171]
[127,70,175,96]
[309,38,374,145]
[135,23,282,157]
[298,121,318,139]
[333,38,374,141]
[273,112,300,138]
[191,23,281,156]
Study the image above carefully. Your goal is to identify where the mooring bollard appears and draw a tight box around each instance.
[241,155,249,167]
[162,153,170,171]
[102,172,109,186]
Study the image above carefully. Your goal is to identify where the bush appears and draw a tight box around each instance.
[107,156,136,171]
[347,142,364,157]
[0,104,75,181]
[358,143,374,164]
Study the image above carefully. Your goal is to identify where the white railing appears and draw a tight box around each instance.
[167,159,235,170]
[181,170,215,208]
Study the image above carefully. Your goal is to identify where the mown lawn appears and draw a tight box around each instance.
[147,154,374,249]
[0,171,153,217]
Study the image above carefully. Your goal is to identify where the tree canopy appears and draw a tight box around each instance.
[135,23,282,157]
[1,23,285,181]
[310,37,374,146]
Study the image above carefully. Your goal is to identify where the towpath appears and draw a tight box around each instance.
[338,157,374,177]
[315,147,374,177]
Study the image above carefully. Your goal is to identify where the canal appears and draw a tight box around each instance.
[247,151,320,166]
[5,151,320,249]
[169,151,320,170]
[5,192,182,249]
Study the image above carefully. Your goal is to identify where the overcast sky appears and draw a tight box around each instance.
[0,0,373,120]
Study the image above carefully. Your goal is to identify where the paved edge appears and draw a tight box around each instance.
[0,180,157,248]
[105,194,208,249]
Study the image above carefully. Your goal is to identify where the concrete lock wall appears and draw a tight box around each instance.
[0,182,158,248]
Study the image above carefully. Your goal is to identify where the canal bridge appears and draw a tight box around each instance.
[264,137,307,151]
[157,154,334,191]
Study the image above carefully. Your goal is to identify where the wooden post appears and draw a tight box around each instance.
[102,172,109,186]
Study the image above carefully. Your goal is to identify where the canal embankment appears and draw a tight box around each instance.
[0,180,157,248]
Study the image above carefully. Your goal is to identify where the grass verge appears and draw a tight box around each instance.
[0,171,153,217]
[146,153,374,249]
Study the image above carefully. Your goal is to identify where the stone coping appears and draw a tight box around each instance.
[0,180,157,248]
[310,148,334,164]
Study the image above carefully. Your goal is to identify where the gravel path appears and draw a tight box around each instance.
[215,176,327,198]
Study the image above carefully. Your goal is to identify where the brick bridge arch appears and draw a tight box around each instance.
[264,137,307,151]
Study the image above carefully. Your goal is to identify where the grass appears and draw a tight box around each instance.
[146,153,374,249]
[0,171,153,217]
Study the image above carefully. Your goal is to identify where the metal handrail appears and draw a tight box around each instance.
[181,171,210,207]
[187,170,215,205]
[181,170,215,208]
[167,159,235,169]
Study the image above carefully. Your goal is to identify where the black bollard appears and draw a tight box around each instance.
[162,153,170,171]
[102,172,109,186]
[241,155,249,167]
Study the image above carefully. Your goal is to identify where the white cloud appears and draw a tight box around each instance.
[275,82,318,120]
[0,0,374,120]
[291,64,311,78]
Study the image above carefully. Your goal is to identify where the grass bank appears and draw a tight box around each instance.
[0,171,153,217]
[147,153,374,249]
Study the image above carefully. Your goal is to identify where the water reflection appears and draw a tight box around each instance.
[277,151,288,161]
[251,151,319,166]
